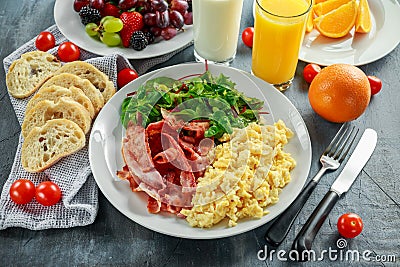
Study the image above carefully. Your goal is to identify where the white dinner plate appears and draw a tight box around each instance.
[54,0,193,59]
[89,63,312,239]
[253,0,400,66]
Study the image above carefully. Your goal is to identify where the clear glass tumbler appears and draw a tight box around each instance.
[192,0,244,65]
[252,0,312,91]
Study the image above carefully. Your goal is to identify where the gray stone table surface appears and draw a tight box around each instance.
[1,0,399,266]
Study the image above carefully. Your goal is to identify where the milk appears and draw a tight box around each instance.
[193,0,244,63]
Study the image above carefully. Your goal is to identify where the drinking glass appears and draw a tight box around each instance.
[252,0,312,91]
[192,0,244,65]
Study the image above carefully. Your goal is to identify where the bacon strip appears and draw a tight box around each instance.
[119,117,213,215]
[122,122,165,190]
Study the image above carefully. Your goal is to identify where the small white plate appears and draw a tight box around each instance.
[253,0,400,66]
[89,63,312,239]
[54,0,193,59]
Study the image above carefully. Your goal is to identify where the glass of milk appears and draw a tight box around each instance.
[192,0,244,65]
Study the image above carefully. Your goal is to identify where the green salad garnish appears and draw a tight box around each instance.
[120,71,264,139]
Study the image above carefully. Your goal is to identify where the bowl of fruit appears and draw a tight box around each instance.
[54,0,193,59]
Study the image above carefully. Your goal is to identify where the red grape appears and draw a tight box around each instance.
[136,0,152,13]
[156,10,170,29]
[118,0,137,10]
[161,26,177,40]
[150,26,162,37]
[152,0,168,12]
[183,11,192,25]
[144,13,157,26]
[74,0,89,12]
[170,0,189,16]
[169,10,184,29]
[90,0,105,10]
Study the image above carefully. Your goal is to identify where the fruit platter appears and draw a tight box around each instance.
[55,0,194,59]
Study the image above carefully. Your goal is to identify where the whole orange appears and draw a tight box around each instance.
[308,64,371,123]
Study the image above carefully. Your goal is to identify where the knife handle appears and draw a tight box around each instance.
[264,179,318,247]
[292,190,340,261]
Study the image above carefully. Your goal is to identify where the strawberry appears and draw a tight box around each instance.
[101,3,121,18]
[120,11,144,48]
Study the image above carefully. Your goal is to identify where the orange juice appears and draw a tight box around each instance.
[252,0,311,89]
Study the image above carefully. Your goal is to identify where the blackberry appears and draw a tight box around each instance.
[143,31,155,45]
[79,6,101,25]
[129,31,148,51]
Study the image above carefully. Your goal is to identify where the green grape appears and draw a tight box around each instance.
[100,16,115,25]
[101,32,121,47]
[85,23,98,37]
[103,18,123,33]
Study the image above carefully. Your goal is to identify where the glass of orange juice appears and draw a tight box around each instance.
[252,0,312,91]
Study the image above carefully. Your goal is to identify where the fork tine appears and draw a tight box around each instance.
[323,123,349,156]
[337,128,359,162]
[330,125,354,158]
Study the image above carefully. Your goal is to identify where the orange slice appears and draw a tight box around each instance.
[306,9,314,33]
[314,0,357,38]
[355,0,372,33]
[313,0,351,16]
[314,0,328,4]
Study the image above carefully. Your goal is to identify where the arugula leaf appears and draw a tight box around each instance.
[120,71,265,138]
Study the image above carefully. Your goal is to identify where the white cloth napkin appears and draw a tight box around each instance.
[0,24,192,230]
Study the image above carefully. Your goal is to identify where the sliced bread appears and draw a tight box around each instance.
[21,118,86,173]
[54,61,116,103]
[22,97,92,138]
[40,73,104,114]
[26,85,95,119]
[6,51,61,98]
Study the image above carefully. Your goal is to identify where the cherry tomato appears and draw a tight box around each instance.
[303,63,321,83]
[9,179,35,204]
[117,68,139,88]
[337,213,363,238]
[35,31,56,52]
[242,27,254,48]
[57,42,80,62]
[35,181,62,206]
[368,75,382,96]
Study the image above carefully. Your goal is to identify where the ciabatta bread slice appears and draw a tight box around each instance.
[39,73,104,114]
[6,51,61,98]
[21,118,86,172]
[54,61,116,103]
[22,97,92,138]
[26,85,95,119]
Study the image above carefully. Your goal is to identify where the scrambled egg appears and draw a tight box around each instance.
[180,120,296,227]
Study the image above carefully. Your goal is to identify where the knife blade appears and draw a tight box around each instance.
[292,128,377,261]
[330,128,377,196]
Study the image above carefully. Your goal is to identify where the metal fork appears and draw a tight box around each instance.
[264,123,358,247]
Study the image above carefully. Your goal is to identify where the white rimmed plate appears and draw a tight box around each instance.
[253,0,400,66]
[89,63,312,239]
[54,0,193,59]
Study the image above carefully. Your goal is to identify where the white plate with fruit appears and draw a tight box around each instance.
[54,0,193,59]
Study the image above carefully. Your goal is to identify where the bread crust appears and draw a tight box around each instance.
[54,61,116,103]
[6,51,61,98]
[39,73,104,114]
[26,85,96,119]
[21,119,86,173]
[22,97,92,138]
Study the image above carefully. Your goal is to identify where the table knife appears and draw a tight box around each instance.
[292,128,377,261]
